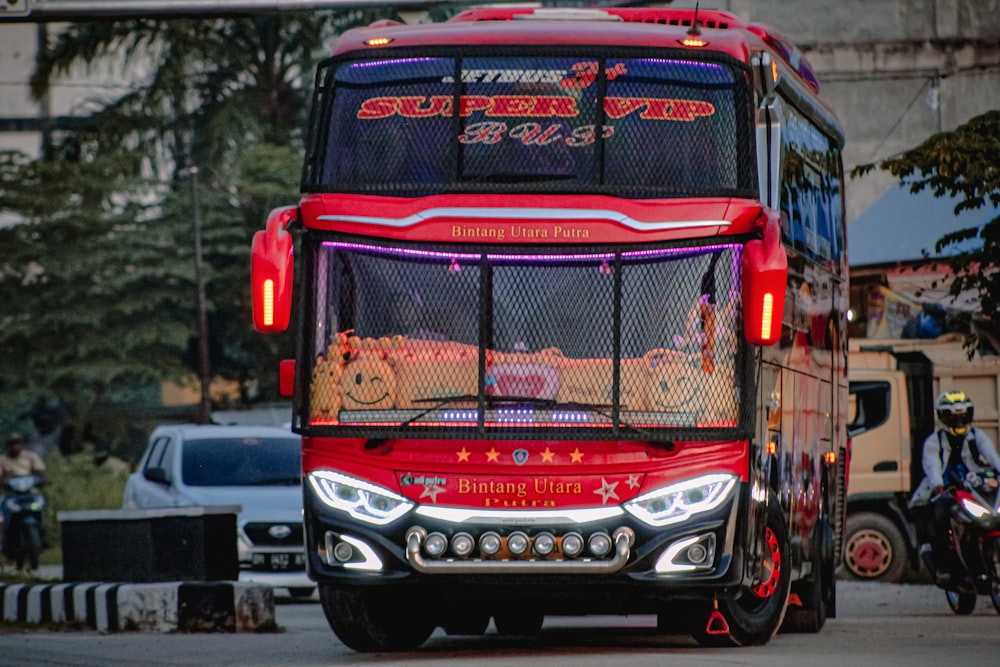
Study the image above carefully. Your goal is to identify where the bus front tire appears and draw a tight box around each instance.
[319,585,434,652]
[693,496,791,647]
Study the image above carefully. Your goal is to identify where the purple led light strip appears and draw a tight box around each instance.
[322,241,740,262]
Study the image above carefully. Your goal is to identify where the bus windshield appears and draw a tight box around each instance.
[307,52,755,199]
[304,237,749,441]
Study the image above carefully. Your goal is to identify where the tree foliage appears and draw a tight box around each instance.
[1,9,400,454]
[852,110,1000,346]
[0,146,191,451]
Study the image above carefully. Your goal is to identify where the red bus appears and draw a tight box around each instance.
[251,6,848,651]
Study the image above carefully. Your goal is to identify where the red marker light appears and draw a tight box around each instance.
[760,292,774,341]
[262,279,275,327]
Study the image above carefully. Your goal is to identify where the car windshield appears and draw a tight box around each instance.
[306,52,754,199]
[181,437,302,487]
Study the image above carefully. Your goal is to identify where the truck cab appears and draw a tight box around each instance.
[842,337,1000,582]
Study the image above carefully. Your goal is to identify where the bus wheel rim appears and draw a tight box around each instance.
[752,526,781,599]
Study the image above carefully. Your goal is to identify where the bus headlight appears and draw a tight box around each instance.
[624,474,738,527]
[308,470,414,525]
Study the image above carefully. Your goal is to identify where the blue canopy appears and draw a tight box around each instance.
[848,185,993,267]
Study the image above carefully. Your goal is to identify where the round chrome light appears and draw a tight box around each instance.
[588,532,613,558]
[507,531,530,556]
[561,531,584,558]
[451,532,475,558]
[424,532,448,558]
[479,531,502,556]
[332,541,354,562]
[533,531,556,556]
[687,543,709,564]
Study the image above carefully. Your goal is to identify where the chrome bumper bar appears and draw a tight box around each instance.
[405,526,635,574]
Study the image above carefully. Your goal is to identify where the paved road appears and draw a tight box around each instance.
[1,580,997,666]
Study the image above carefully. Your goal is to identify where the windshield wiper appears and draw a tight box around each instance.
[405,395,663,444]
[548,400,664,444]
[399,394,481,429]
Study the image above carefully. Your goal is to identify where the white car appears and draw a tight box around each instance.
[122,424,314,597]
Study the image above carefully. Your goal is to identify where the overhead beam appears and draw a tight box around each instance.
[0,0,475,22]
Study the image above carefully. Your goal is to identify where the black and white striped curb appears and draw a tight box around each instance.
[0,581,275,633]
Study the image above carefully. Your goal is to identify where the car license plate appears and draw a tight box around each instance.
[251,552,305,571]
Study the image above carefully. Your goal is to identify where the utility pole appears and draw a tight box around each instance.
[187,162,213,424]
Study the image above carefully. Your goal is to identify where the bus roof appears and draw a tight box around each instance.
[333,7,827,109]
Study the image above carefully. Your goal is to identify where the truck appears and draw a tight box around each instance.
[842,334,1000,582]
[250,6,850,651]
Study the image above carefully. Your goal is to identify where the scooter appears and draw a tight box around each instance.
[930,470,1000,615]
[1,475,46,572]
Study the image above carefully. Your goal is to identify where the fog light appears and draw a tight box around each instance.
[425,532,448,558]
[533,531,556,556]
[687,543,708,564]
[588,532,612,558]
[451,532,475,557]
[507,531,530,556]
[561,531,584,558]
[332,541,354,562]
[479,531,502,556]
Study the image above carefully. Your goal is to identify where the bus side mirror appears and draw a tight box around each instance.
[251,206,297,333]
[742,210,787,346]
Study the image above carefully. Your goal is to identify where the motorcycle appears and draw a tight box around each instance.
[928,469,1000,615]
[1,474,46,572]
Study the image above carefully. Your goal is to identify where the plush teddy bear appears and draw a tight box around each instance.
[310,354,344,424]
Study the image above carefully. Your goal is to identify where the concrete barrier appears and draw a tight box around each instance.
[0,581,275,633]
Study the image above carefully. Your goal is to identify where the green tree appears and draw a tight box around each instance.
[0,145,192,453]
[6,10,399,439]
[853,110,1000,349]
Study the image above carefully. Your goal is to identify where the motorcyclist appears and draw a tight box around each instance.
[0,432,49,559]
[0,432,47,485]
[909,391,1000,583]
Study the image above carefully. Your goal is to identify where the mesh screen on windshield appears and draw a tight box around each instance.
[305,50,753,198]
[299,237,751,441]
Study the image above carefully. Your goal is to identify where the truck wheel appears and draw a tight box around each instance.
[692,496,790,647]
[841,512,908,582]
[319,585,434,652]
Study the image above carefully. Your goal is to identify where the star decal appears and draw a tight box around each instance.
[456,447,470,462]
[569,448,584,463]
[485,447,501,463]
[420,483,445,503]
[540,447,555,463]
[593,477,620,504]
[626,473,641,490]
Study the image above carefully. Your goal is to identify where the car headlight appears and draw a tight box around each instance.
[624,473,738,527]
[308,470,414,525]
